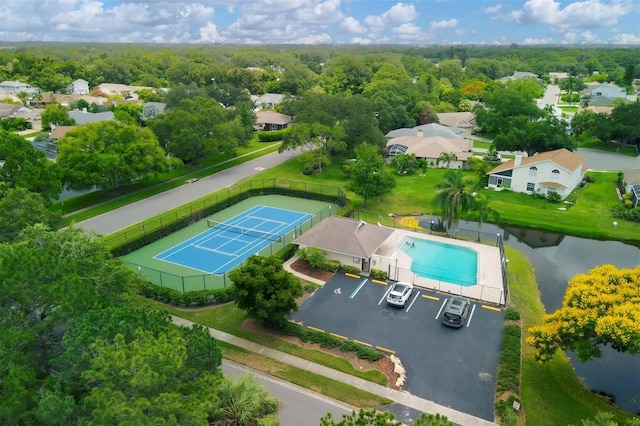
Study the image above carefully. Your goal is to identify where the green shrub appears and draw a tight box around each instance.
[369,269,388,280]
[138,283,235,306]
[504,307,521,321]
[324,260,341,272]
[546,192,562,204]
[585,175,595,183]
[340,264,360,274]
[496,325,522,394]
[257,129,287,142]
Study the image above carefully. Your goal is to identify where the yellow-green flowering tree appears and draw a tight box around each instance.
[527,264,640,362]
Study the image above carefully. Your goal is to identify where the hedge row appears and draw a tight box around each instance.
[280,321,384,362]
[139,282,236,307]
[257,129,289,142]
[495,318,522,422]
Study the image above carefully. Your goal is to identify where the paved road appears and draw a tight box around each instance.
[576,148,639,171]
[221,360,353,426]
[537,84,560,109]
[76,149,299,235]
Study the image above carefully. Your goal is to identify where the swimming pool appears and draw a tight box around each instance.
[400,237,478,286]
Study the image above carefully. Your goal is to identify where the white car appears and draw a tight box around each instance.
[386,282,413,307]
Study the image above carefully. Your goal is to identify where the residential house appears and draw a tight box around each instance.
[498,71,538,83]
[590,84,626,99]
[9,106,41,123]
[33,93,103,108]
[0,80,40,94]
[548,72,569,83]
[69,110,115,125]
[581,105,613,115]
[252,93,285,110]
[436,112,476,131]
[487,148,587,200]
[623,168,640,208]
[95,83,153,98]
[140,102,167,121]
[292,216,395,273]
[386,135,473,169]
[254,111,292,131]
[0,102,22,118]
[385,123,463,141]
[67,79,90,95]
[49,125,77,141]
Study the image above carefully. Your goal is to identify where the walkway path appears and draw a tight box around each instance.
[170,314,498,426]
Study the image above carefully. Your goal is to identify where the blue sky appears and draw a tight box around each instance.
[0,0,638,45]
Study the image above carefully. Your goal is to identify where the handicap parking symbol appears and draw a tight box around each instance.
[334,288,341,294]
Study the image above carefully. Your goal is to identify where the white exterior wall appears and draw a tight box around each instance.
[510,161,582,199]
[325,251,362,270]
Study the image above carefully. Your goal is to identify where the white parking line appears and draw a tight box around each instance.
[436,299,447,319]
[349,278,368,299]
[405,291,421,312]
[378,286,393,305]
[467,303,477,327]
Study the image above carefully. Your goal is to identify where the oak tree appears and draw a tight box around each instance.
[346,143,396,208]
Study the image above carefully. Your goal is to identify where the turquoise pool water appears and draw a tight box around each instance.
[400,237,478,286]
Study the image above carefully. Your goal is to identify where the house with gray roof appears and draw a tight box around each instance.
[293,216,395,273]
[385,123,463,141]
[623,168,640,208]
[436,112,476,130]
[252,93,286,110]
[498,71,538,83]
[69,110,115,125]
[386,136,473,169]
[254,111,292,131]
[67,79,90,95]
[0,80,41,94]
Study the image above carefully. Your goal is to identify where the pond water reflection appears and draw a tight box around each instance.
[421,218,640,413]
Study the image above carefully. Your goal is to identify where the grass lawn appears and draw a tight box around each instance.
[161,302,388,386]
[506,247,635,425]
[218,341,391,408]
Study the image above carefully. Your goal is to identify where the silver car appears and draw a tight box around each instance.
[386,281,413,307]
[442,297,471,328]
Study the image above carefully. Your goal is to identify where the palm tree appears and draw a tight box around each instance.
[213,374,279,426]
[432,170,475,230]
[437,152,457,169]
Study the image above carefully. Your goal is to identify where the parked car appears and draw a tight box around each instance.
[386,281,413,307]
[442,297,471,328]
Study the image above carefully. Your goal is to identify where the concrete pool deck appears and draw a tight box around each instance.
[371,229,506,306]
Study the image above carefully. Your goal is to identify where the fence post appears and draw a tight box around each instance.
[182,277,185,294]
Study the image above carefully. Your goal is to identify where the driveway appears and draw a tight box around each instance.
[576,148,639,171]
[290,274,504,421]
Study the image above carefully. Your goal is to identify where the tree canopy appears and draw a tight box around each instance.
[40,103,75,130]
[149,96,252,164]
[230,254,303,327]
[345,143,396,208]
[279,122,346,174]
[0,130,62,200]
[0,188,60,243]
[57,121,180,190]
[527,264,640,363]
[431,170,476,230]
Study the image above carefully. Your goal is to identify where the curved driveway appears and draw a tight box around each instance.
[76,150,299,235]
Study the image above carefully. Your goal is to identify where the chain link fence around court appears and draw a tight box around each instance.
[114,180,344,293]
[105,179,345,253]
[123,205,332,293]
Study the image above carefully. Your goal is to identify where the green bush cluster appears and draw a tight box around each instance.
[140,282,236,306]
[257,129,287,142]
[369,269,388,280]
[546,192,562,204]
[340,264,360,274]
[609,205,640,222]
[504,307,521,321]
[280,322,384,362]
[496,324,522,394]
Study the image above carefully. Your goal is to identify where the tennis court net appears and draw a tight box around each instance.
[206,219,283,242]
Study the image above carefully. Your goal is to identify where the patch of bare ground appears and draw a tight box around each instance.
[242,317,401,390]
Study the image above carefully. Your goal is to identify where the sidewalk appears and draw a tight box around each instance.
[170,315,497,426]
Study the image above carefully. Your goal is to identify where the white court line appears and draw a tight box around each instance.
[436,299,448,319]
[466,304,477,328]
[405,291,421,312]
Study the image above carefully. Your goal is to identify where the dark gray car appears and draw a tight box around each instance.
[442,297,471,328]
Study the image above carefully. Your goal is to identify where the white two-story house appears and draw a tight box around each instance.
[487,148,587,199]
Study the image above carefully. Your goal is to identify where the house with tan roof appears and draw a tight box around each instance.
[436,112,476,130]
[487,148,587,200]
[292,216,395,273]
[254,111,292,131]
[386,136,474,169]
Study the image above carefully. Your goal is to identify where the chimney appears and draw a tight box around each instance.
[514,154,522,167]
[417,128,424,138]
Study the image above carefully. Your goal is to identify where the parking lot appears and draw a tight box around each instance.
[290,273,505,421]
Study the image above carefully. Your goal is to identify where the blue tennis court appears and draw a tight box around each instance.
[154,205,312,274]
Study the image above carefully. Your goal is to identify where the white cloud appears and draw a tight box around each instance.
[508,0,634,31]
[199,22,225,43]
[340,17,367,34]
[364,2,418,30]
[521,37,554,44]
[483,4,503,13]
[430,19,458,30]
[350,37,372,44]
[608,32,640,44]
[290,33,333,44]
